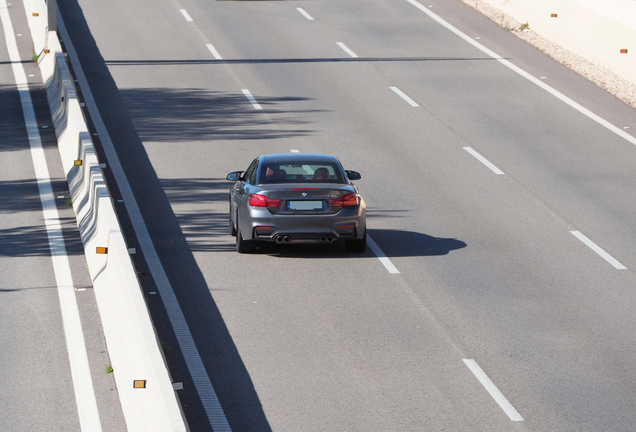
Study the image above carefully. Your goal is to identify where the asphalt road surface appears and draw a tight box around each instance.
[57,0,636,430]
[0,1,125,430]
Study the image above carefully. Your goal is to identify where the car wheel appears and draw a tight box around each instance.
[345,229,366,253]
[229,208,237,237]
[236,223,255,254]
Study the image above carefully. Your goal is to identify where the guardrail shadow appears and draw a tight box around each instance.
[57,0,275,429]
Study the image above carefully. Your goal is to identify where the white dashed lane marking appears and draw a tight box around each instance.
[570,231,626,269]
[180,9,193,22]
[463,359,524,422]
[390,86,419,107]
[463,147,505,175]
[337,42,358,58]
[242,89,262,110]
[367,235,400,274]
[206,44,222,60]
[297,8,314,20]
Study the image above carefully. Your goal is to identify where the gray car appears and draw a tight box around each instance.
[226,153,367,253]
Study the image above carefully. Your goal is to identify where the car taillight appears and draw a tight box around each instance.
[249,194,280,207]
[330,193,358,207]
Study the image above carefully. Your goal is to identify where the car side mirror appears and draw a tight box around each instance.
[226,171,243,181]
[346,170,361,181]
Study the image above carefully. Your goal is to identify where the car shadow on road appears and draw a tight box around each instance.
[254,228,466,258]
[371,228,466,257]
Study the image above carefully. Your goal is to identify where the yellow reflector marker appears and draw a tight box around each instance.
[96,247,107,254]
[133,380,146,389]
[74,160,82,166]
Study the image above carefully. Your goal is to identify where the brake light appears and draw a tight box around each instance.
[330,193,359,207]
[249,194,280,207]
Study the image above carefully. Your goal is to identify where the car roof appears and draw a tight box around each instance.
[258,153,340,164]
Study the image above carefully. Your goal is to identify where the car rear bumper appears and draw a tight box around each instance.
[244,205,366,242]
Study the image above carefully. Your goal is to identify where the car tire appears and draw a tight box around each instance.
[229,208,237,237]
[236,223,255,254]
[345,229,366,253]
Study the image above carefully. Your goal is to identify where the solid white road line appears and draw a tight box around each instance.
[570,231,627,269]
[390,86,420,107]
[463,147,505,175]
[367,235,400,274]
[463,359,524,422]
[58,15,232,432]
[297,7,314,20]
[1,2,102,430]
[242,89,262,110]
[180,9,193,22]
[337,42,358,58]
[206,43,223,60]
[405,0,636,148]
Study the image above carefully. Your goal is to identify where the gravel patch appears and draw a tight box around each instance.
[461,0,636,109]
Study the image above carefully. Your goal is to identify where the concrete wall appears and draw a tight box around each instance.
[22,0,188,430]
[480,0,636,85]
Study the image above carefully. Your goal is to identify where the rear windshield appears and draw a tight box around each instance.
[259,162,345,184]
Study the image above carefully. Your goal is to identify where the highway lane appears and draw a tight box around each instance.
[57,0,636,430]
[0,1,126,430]
[0,31,77,432]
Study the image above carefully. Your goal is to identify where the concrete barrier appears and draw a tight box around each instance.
[478,0,636,86]
[23,1,188,430]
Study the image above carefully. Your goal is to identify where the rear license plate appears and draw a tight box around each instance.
[287,200,322,210]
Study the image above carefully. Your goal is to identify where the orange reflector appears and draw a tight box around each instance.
[32,12,39,16]
[74,160,82,166]
[551,13,557,17]
[96,247,108,254]
[133,380,146,389]
[620,49,628,54]
[43,49,50,54]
